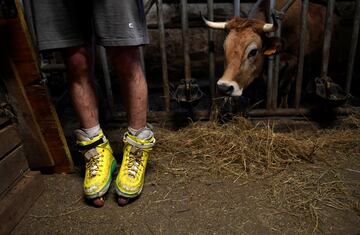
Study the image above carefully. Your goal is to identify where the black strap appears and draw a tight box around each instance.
[77,138,105,152]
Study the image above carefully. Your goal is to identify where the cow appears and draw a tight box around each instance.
[203,0,328,107]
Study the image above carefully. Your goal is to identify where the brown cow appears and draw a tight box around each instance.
[204,0,328,106]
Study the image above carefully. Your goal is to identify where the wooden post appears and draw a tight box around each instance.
[0,1,74,173]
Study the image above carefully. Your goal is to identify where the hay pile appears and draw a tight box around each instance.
[151,111,360,232]
[153,113,360,179]
[154,117,316,179]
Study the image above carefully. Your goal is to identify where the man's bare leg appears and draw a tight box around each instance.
[63,47,99,129]
[109,46,155,206]
[64,47,111,207]
[107,46,147,130]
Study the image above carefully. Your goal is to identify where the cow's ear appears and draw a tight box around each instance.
[263,37,283,56]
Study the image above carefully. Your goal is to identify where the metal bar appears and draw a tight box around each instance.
[234,0,240,16]
[295,0,309,109]
[181,0,191,81]
[40,63,66,72]
[266,0,276,110]
[145,0,156,15]
[207,0,215,100]
[139,47,146,78]
[272,0,296,109]
[250,107,355,117]
[346,0,360,93]
[99,46,114,114]
[321,0,335,77]
[266,56,274,109]
[280,0,296,13]
[272,21,281,110]
[156,0,170,111]
[110,106,353,123]
[112,109,307,120]
[249,108,310,117]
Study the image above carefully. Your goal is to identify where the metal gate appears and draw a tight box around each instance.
[36,0,360,120]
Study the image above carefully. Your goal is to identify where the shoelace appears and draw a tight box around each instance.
[85,147,106,178]
[127,147,143,178]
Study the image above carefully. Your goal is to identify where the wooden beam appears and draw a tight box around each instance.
[0,171,43,235]
[0,145,29,195]
[0,124,22,160]
[16,0,73,173]
[0,1,74,173]
[0,50,54,170]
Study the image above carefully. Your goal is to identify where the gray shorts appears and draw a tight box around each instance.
[30,0,149,51]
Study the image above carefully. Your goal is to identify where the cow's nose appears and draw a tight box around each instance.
[217,84,234,95]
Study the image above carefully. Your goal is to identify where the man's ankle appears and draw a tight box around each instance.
[128,125,153,140]
[81,124,101,138]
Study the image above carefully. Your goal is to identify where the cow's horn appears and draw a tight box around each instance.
[201,14,226,29]
[263,23,275,32]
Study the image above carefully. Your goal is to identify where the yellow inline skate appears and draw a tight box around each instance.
[115,127,155,206]
[75,129,117,207]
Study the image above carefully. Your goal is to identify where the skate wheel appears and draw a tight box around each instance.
[118,196,129,206]
[92,197,105,207]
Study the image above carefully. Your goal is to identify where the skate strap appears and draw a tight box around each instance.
[84,148,99,160]
[77,137,106,152]
[124,133,155,149]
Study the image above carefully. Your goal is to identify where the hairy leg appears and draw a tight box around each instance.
[108,46,147,130]
[63,47,99,129]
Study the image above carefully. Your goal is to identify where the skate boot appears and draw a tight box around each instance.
[115,127,155,206]
[75,129,117,207]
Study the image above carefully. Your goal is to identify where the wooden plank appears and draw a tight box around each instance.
[0,58,55,170]
[0,18,54,171]
[0,2,74,173]
[0,145,29,195]
[0,171,43,235]
[0,124,22,160]
[13,0,73,173]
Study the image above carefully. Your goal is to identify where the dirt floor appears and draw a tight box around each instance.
[11,111,360,235]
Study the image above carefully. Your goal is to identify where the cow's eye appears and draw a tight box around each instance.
[248,49,258,58]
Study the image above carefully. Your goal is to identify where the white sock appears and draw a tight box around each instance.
[128,126,153,140]
[82,124,101,138]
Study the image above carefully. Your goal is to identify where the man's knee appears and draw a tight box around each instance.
[63,47,91,81]
[107,46,141,73]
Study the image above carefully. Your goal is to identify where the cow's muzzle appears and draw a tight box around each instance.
[217,80,243,96]
[217,84,234,96]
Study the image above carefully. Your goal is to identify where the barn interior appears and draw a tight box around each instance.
[1,0,360,234]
